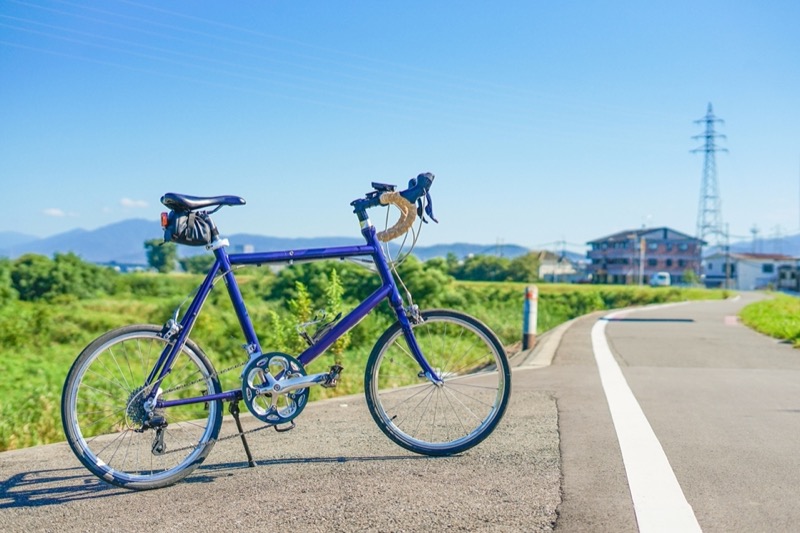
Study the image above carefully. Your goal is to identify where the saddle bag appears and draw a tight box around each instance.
[162,210,214,246]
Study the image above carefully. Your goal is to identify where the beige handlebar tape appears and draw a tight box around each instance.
[376,191,417,242]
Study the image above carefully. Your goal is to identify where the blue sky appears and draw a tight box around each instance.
[1,1,798,254]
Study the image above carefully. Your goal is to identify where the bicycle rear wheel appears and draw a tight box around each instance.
[61,325,223,490]
[364,309,511,456]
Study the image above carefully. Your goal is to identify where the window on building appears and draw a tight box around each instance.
[679,243,689,251]
[678,259,686,268]
[763,264,774,274]
[666,259,673,267]
[648,243,658,251]
[648,258,657,267]
[707,263,713,271]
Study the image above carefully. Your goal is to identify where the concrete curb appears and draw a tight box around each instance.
[511,316,579,369]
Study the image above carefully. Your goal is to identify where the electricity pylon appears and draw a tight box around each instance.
[693,103,727,246]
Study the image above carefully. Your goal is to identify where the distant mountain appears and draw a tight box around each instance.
[19,217,800,267]
[412,242,529,261]
[0,219,536,265]
[699,234,800,258]
[0,219,163,264]
[727,234,800,257]
[0,231,38,250]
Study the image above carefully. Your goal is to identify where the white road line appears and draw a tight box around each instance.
[591,310,702,533]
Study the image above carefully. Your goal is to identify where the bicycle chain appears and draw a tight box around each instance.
[161,360,247,395]
[158,358,291,456]
[161,419,280,456]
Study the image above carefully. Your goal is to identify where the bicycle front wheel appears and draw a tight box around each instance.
[364,309,511,456]
[61,325,223,490]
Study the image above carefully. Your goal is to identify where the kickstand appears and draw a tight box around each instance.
[229,401,256,467]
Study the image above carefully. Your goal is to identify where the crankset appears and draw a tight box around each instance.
[241,352,309,425]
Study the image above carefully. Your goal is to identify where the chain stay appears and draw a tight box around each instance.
[161,360,247,395]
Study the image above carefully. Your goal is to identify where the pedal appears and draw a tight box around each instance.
[322,364,344,388]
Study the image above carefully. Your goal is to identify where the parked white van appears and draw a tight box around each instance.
[650,272,671,287]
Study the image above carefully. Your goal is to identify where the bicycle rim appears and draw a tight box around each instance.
[365,310,511,455]
[61,326,222,489]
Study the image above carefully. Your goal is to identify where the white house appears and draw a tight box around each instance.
[702,252,796,290]
[536,250,582,283]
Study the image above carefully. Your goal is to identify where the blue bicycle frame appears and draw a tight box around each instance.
[147,212,438,410]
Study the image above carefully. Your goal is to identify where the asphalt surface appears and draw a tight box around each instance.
[0,357,561,532]
[3,292,796,532]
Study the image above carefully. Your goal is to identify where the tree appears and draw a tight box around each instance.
[269,260,376,304]
[445,252,460,272]
[506,252,540,282]
[11,254,55,301]
[0,258,18,305]
[395,255,455,307]
[179,254,215,274]
[10,252,116,301]
[682,268,701,286]
[50,252,116,299]
[144,239,177,273]
[452,255,511,282]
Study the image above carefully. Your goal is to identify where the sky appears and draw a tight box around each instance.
[1,1,799,254]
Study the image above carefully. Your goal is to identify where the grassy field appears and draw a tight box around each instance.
[0,280,728,451]
[739,293,800,346]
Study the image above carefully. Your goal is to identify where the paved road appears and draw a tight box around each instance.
[524,292,800,532]
[0,365,561,531]
[2,293,797,532]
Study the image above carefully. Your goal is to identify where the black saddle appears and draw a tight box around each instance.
[161,192,246,212]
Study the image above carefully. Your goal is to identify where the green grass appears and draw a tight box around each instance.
[0,282,729,451]
[453,281,729,344]
[739,293,800,346]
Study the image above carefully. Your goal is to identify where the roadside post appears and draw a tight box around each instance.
[522,285,538,350]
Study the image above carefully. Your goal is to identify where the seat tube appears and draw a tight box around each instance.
[216,247,261,352]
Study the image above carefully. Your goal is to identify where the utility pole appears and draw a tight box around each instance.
[639,236,645,285]
[750,224,759,253]
[724,224,731,289]
[693,103,727,248]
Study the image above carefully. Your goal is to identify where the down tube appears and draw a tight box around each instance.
[296,284,391,367]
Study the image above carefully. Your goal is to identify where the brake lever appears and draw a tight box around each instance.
[416,192,438,224]
[407,174,438,224]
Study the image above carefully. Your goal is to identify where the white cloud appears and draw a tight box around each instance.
[120,198,148,208]
[43,208,67,217]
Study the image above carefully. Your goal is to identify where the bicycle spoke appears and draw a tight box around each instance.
[366,310,510,455]
[62,326,223,489]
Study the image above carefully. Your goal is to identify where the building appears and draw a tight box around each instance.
[703,252,796,290]
[536,250,582,283]
[587,227,704,285]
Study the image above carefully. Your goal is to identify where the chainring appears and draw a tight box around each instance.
[242,352,309,425]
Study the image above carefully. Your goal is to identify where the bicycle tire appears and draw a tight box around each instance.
[61,325,223,490]
[364,309,511,456]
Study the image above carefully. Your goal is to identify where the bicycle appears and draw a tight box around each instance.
[61,173,512,490]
